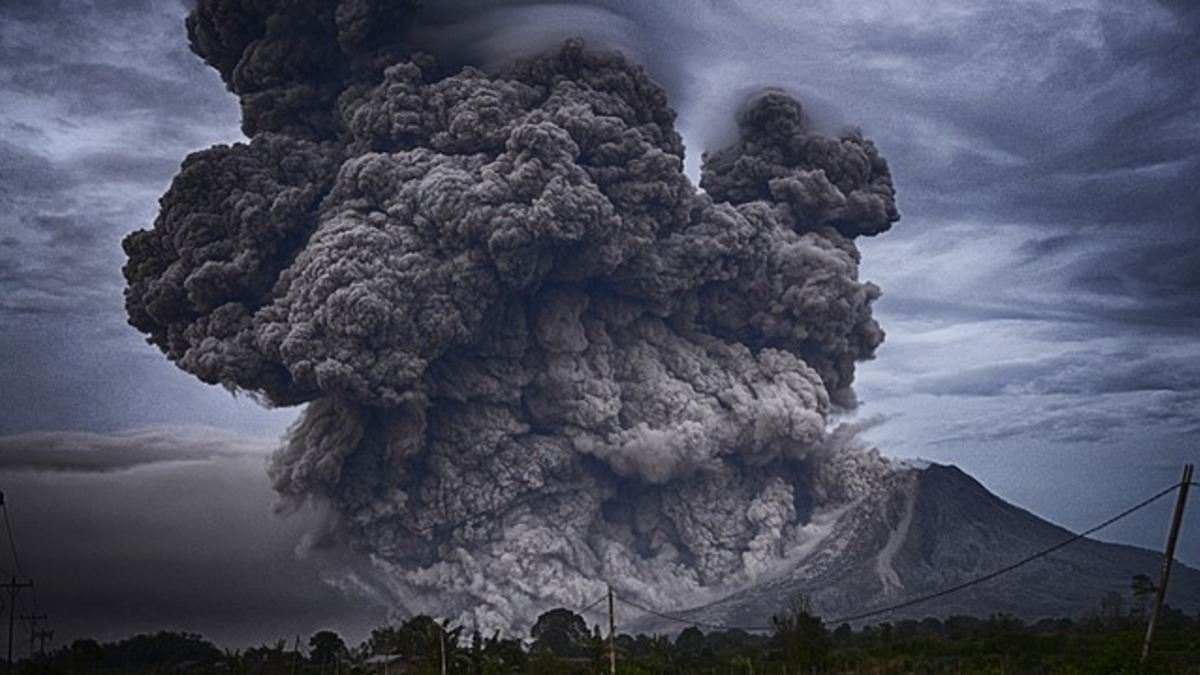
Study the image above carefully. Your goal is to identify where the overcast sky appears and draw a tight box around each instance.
[1,0,1198,653]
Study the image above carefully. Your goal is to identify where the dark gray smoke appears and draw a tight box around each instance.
[124,0,900,629]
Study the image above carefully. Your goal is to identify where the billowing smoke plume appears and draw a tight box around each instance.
[124,0,900,629]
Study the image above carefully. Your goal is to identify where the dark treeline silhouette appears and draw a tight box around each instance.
[10,596,1200,675]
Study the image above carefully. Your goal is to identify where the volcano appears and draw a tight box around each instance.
[628,462,1200,631]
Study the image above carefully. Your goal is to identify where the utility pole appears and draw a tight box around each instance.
[290,634,301,675]
[32,629,52,656]
[608,586,616,675]
[1140,463,1193,673]
[20,613,46,658]
[3,576,33,675]
[439,623,447,675]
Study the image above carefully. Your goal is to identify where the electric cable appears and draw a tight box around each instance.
[1,499,30,581]
[578,593,609,616]
[616,594,771,632]
[1,494,42,620]
[0,493,12,578]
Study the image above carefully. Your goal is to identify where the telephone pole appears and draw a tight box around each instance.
[20,613,46,658]
[1140,463,1193,673]
[3,576,34,675]
[32,629,52,656]
[608,586,616,675]
[439,622,447,675]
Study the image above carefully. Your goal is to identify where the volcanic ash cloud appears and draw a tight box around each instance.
[123,1,900,630]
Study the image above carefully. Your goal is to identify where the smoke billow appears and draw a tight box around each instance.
[124,0,900,629]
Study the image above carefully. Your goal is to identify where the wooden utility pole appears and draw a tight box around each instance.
[290,634,301,675]
[608,586,616,675]
[20,613,46,658]
[439,623,447,675]
[1140,463,1193,672]
[32,629,52,656]
[3,576,33,675]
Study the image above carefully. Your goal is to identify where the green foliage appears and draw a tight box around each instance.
[528,608,591,658]
[103,631,223,669]
[770,595,830,670]
[366,615,461,675]
[468,630,527,675]
[308,629,349,667]
[69,638,103,670]
[17,600,1200,675]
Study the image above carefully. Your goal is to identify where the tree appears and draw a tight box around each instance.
[1096,590,1128,630]
[675,626,705,654]
[69,638,103,671]
[245,639,290,671]
[367,616,461,675]
[1132,573,1157,619]
[771,595,830,671]
[107,631,222,668]
[673,626,710,672]
[309,630,348,668]
[529,608,591,658]
[221,647,250,675]
[464,630,527,675]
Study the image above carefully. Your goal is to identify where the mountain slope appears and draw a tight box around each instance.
[630,463,1200,631]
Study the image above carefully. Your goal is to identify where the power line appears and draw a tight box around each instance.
[21,612,47,659]
[3,577,34,675]
[0,495,11,579]
[579,592,609,616]
[615,594,770,632]
[0,495,39,619]
[0,492,45,647]
[0,496,29,581]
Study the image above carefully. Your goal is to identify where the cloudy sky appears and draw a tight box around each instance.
[1,0,1198,652]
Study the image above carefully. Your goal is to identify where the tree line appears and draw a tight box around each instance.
[10,593,1200,675]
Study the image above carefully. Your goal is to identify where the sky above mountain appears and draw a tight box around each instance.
[0,0,1197,651]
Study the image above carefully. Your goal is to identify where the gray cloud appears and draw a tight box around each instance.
[0,313,299,435]
[0,140,76,195]
[0,0,258,436]
[7,62,222,119]
[797,0,1200,330]
[73,152,184,187]
[0,427,274,473]
[0,142,109,317]
[914,348,1200,399]
[1064,236,1200,326]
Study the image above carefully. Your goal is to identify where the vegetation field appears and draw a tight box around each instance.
[12,602,1200,675]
